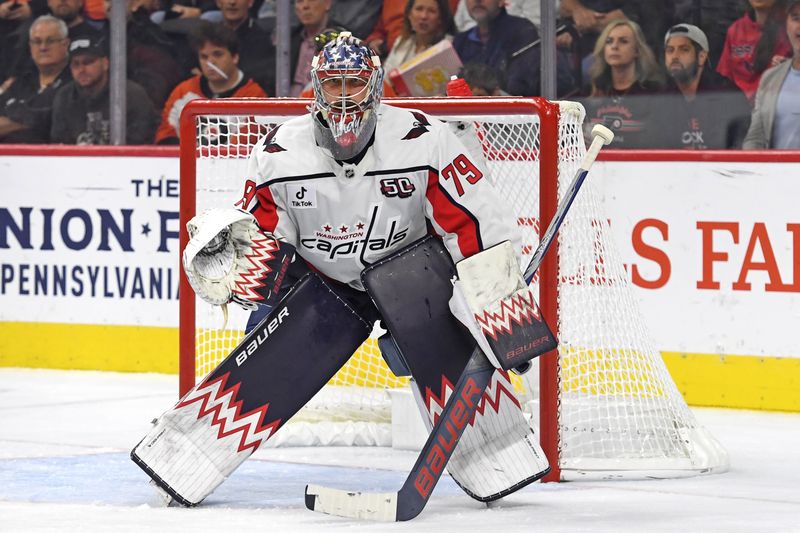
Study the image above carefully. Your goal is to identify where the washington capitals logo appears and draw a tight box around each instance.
[402,111,431,140]
[262,125,286,153]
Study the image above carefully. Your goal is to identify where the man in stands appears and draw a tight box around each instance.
[290,0,344,96]
[217,0,275,95]
[155,21,266,144]
[0,14,71,142]
[453,0,574,96]
[659,23,751,149]
[50,33,158,143]
[5,0,104,83]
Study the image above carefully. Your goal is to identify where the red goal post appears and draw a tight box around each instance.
[178,97,728,482]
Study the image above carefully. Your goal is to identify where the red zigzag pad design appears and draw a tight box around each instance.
[176,372,281,454]
[424,370,522,426]
[231,235,280,302]
[474,288,542,340]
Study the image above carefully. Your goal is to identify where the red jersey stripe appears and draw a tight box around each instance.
[253,185,280,233]
[425,169,482,257]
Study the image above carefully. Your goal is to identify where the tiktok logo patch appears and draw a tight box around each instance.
[287,184,317,209]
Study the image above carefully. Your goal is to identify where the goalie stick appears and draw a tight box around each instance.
[304,124,614,522]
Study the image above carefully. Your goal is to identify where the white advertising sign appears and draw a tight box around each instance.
[1,154,798,358]
[0,156,181,327]
[595,160,800,358]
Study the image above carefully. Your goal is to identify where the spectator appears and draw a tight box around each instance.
[455,0,542,31]
[383,0,455,76]
[116,0,190,109]
[453,0,575,96]
[366,0,458,56]
[217,0,275,95]
[6,0,105,81]
[556,0,682,90]
[0,14,70,142]
[580,19,663,148]
[155,21,266,144]
[744,0,800,148]
[718,0,792,102]
[660,23,751,149]
[50,34,158,143]
[290,0,343,96]
[587,18,663,96]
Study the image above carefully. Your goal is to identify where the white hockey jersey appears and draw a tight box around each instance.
[237,104,519,290]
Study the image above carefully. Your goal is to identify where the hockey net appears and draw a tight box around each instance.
[179,97,728,480]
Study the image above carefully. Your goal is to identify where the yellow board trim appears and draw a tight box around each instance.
[1,322,798,412]
[0,322,178,374]
[662,351,800,412]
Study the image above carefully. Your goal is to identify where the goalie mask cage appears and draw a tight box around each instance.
[179,97,728,481]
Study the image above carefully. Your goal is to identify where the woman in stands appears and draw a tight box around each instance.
[718,0,792,103]
[581,19,664,148]
[587,19,663,97]
[382,0,455,79]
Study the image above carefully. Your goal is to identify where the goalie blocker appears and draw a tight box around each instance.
[450,240,557,372]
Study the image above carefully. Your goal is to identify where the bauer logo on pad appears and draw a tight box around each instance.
[288,185,317,209]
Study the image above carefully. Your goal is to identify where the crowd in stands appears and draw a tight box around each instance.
[0,0,797,148]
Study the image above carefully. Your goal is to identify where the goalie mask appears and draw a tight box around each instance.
[310,32,383,161]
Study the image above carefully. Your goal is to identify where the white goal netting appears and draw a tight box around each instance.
[181,97,728,479]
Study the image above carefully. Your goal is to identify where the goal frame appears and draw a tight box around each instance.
[178,96,569,482]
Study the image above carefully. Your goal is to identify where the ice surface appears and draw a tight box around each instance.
[1,368,798,532]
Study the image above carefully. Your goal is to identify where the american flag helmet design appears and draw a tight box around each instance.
[310,32,384,160]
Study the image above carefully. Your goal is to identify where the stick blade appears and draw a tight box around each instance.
[305,484,398,522]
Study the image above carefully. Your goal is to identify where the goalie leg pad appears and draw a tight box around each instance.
[361,236,550,502]
[131,273,371,506]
